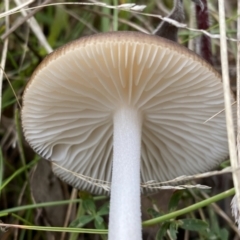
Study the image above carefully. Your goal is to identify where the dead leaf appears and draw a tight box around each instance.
[30,159,67,239]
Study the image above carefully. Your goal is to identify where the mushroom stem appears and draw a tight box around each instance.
[109,106,142,240]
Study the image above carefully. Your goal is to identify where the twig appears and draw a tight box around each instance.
[218,0,240,222]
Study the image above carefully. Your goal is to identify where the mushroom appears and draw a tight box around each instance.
[22,31,233,240]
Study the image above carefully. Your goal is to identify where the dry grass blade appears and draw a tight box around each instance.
[3,2,237,41]
[1,0,52,41]
[14,0,52,53]
[1,1,146,41]
[1,1,146,19]
[53,163,236,192]
[141,11,237,41]
[0,68,21,109]
[204,101,236,124]
[231,0,240,231]
[0,0,34,18]
[84,7,150,33]
[143,167,236,186]
[218,0,240,225]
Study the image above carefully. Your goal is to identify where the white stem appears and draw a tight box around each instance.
[109,107,142,240]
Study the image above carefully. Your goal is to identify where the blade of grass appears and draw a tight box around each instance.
[14,109,27,180]
[11,213,33,226]
[0,148,3,196]
[0,224,108,234]
[0,0,9,123]
[0,157,39,191]
[0,196,108,216]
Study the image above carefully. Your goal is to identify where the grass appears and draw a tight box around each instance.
[0,1,239,239]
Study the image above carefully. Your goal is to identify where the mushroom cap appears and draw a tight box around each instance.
[22,31,233,194]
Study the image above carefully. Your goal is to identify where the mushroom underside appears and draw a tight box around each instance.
[23,34,230,194]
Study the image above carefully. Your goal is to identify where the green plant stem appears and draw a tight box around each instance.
[0,188,235,234]
[101,0,111,32]
[113,0,118,31]
[142,188,235,226]
[0,196,108,216]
